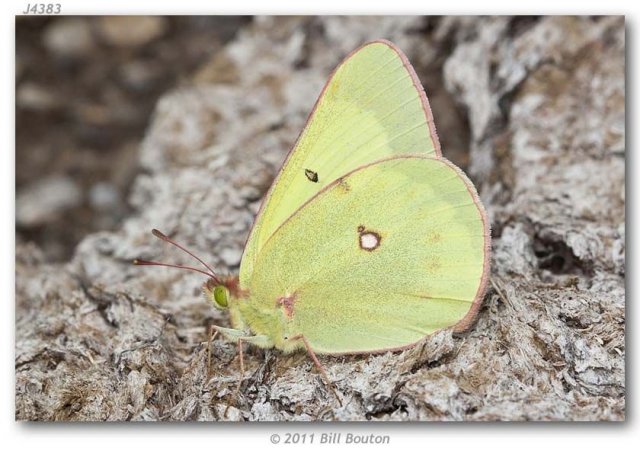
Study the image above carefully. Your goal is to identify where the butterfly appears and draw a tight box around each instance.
[136,39,490,401]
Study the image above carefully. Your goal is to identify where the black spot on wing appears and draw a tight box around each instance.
[304,169,319,183]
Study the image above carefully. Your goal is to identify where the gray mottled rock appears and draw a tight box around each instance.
[16,175,82,227]
[16,16,625,421]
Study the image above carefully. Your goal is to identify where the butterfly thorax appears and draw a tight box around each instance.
[203,276,304,353]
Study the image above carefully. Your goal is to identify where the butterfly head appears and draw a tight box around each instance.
[203,276,244,310]
[207,280,229,309]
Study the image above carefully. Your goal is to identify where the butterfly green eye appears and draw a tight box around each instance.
[212,285,229,308]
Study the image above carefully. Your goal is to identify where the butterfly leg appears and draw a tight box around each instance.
[211,326,273,418]
[206,326,219,379]
[297,335,342,407]
[224,338,245,418]
[212,325,273,348]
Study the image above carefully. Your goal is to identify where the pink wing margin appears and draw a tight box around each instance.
[374,39,442,159]
[440,157,491,334]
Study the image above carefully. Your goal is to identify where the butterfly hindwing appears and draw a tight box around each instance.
[246,156,489,354]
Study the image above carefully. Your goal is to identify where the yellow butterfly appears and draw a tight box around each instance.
[136,40,490,397]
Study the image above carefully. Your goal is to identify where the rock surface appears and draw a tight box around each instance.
[15,16,625,421]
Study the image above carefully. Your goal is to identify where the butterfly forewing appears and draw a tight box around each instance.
[241,41,441,284]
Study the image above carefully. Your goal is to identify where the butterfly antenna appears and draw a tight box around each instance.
[133,229,220,283]
[132,259,218,281]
